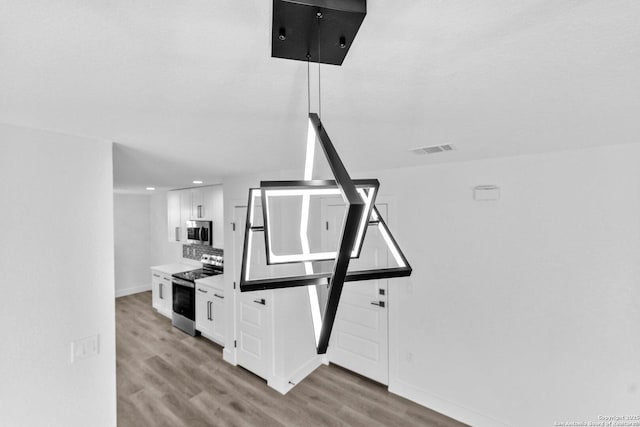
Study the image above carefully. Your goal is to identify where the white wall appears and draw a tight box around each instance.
[0,124,116,426]
[221,142,640,425]
[356,143,640,427]
[114,194,152,297]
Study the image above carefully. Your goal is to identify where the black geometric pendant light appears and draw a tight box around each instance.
[240,0,412,355]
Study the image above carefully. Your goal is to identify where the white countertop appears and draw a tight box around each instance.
[195,274,225,288]
[150,263,198,275]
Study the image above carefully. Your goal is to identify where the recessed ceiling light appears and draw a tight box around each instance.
[193,180,203,184]
[145,187,156,191]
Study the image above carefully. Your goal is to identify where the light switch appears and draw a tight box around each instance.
[71,334,100,363]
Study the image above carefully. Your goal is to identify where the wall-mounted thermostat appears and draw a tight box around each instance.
[474,185,500,201]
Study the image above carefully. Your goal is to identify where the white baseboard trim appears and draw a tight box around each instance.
[200,332,224,347]
[268,355,324,395]
[223,348,237,366]
[389,379,512,427]
[115,283,152,298]
[267,377,290,395]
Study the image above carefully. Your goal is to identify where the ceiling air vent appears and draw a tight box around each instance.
[410,144,455,155]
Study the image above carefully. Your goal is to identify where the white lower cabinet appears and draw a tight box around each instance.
[195,284,225,345]
[233,287,323,394]
[151,269,173,318]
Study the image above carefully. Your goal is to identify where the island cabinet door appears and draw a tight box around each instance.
[210,291,225,345]
[151,271,162,310]
[195,286,213,336]
[161,276,173,316]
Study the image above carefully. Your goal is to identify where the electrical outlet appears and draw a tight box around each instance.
[71,334,100,363]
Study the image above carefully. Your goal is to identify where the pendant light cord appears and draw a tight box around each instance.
[306,13,323,120]
[317,14,322,121]
[307,55,311,116]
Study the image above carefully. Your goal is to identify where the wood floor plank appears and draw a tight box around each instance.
[127,389,185,427]
[116,291,467,427]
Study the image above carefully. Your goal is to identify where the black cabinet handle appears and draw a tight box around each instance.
[197,288,208,293]
[159,283,163,299]
[253,298,266,305]
[207,301,212,320]
[214,293,224,299]
[371,301,385,308]
[153,273,160,278]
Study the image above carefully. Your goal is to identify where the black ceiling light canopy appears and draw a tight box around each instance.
[271,0,367,65]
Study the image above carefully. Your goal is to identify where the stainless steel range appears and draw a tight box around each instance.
[171,254,223,336]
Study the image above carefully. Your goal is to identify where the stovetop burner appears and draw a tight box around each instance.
[172,269,203,282]
[172,254,224,283]
[172,268,222,283]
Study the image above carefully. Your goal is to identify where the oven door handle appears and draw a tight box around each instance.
[172,278,195,288]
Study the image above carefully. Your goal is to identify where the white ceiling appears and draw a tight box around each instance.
[1,1,639,193]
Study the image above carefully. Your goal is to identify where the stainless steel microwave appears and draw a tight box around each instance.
[186,220,212,245]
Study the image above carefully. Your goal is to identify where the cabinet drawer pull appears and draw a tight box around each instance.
[163,277,170,281]
[159,283,163,299]
[197,288,208,293]
[207,301,212,320]
[153,273,160,278]
[370,301,385,308]
[214,293,224,299]
[175,226,180,242]
[253,298,266,305]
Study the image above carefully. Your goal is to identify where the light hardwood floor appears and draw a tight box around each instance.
[117,291,467,427]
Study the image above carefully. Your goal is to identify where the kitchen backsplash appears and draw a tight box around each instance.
[183,244,223,261]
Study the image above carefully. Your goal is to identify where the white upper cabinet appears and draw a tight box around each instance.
[204,186,224,247]
[167,191,182,242]
[167,185,224,244]
[180,189,193,224]
[191,188,206,219]
[168,189,193,243]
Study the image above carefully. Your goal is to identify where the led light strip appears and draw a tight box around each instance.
[304,119,316,181]
[303,119,322,345]
[371,208,406,268]
[262,186,376,264]
[265,188,341,197]
[244,189,260,281]
[354,187,375,255]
